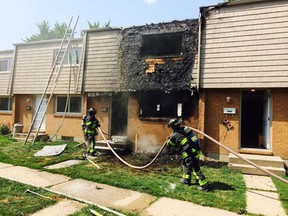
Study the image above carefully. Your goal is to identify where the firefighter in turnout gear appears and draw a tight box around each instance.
[167,118,210,192]
[82,108,101,158]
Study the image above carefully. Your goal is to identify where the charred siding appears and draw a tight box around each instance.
[120,19,198,92]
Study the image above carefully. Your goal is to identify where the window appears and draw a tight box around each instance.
[138,91,193,118]
[56,96,82,114]
[140,33,183,57]
[0,59,12,72]
[54,48,81,66]
[0,97,12,112]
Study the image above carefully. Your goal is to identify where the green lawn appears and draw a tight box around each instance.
[1,135,286,215]
[0,177,56,216]
[0,177,127,216]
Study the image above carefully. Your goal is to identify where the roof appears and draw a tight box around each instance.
[13,37,83,47]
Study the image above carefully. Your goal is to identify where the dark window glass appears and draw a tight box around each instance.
[56,96,81,113]
[140,33,183,57]
[0,97,12,111]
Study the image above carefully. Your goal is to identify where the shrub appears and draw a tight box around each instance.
[0,124,11,135]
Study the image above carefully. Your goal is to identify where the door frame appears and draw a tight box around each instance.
[33,95,46,132]
[109,92,128,136]
[262,90,272,149]
[240,89,272,150]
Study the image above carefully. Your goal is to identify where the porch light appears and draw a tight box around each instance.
[226,96,231,103]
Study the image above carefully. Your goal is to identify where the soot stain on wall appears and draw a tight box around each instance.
[120,19,198,92]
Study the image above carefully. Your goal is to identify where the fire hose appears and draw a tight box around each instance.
[97,127,168,169]
[97,127,288,184]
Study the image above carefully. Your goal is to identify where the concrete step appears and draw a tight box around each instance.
[228,153,284,168]
[228,163,286,176]
[13,132,49,142]
[96,136,130,151]
[228,153,286,176]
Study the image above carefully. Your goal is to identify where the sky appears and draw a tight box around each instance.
[0,0,222,50]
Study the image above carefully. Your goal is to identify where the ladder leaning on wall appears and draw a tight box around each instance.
[24,16,79,145]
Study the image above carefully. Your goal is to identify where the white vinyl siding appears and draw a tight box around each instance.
[200,0,288,88]
[12,39,83,94]
[83,29,121,92]
[0,50,13,95]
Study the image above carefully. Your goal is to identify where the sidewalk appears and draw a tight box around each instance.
[0,161,286,216]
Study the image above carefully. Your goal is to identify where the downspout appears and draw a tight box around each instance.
[80,31,87,94]
[196,10,202,91]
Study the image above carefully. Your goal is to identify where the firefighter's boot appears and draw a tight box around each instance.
[193,170,210,192]
[181,174,191,186]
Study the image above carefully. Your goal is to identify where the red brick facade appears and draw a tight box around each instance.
[201,89,288,161]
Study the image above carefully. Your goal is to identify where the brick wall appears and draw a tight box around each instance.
[45,95,111,141]
[202,89,240,156]
[272,89,288,159]
[14,95,33,132]
[86,96,110,140]
[127,94,199,152]
[0,113,13,130]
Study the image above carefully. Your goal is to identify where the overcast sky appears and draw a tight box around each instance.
[0,0,222,50]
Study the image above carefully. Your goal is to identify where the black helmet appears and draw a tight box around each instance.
[88,108,96,115]
[168,118,182,128]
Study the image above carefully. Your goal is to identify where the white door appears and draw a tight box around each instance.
[33,95,46,131]
[263,90,271,149]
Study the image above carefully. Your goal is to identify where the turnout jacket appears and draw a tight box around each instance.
[82,114,100,136]
[168,126,201,159]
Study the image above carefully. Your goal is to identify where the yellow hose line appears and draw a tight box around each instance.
[188,127,288,185]
[98,128,168,169]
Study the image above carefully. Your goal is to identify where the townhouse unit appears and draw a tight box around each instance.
[5,39,85,140]
[198,0,288,166]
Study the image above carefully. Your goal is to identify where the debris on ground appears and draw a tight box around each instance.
[34,144,67,157]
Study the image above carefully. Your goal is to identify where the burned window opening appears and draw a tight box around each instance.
[138,91,194,119]
[140,33,183,57]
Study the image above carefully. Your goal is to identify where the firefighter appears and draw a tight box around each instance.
[167,118,210,192]
[82,108,101,158]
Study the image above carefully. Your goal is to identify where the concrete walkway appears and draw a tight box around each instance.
[243,174,287,216]
[0,161,286,216]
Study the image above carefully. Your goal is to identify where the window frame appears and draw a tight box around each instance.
[0,97,12,112]
[138,91,193,119]
[0,58,12,73]
[53,48,81,66]
[55,95,82,115]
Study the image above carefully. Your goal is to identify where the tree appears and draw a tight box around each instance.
[23,21,70,42]
[80,21,111,36]
[24,20,111,42]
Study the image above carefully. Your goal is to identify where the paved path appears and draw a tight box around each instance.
[243,174,286,216]
[0,161,286,216]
